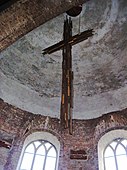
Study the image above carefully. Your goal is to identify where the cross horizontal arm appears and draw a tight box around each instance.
[42,29,94,55]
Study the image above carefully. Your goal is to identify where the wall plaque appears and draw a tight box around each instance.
[70,149,87,160]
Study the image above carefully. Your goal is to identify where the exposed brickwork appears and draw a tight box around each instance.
[0,98,127,170]
[0,0,89,52]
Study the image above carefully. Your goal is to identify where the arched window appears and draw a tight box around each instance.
[17,132,60,170]
[98,129,127,170]
[104,138,127,170]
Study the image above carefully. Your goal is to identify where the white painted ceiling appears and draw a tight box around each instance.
[0,0,127,119]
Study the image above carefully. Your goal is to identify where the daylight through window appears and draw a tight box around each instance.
[104,138,127,170]
[19,140,57,170]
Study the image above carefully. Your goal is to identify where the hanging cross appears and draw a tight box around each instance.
[43,17,93,134]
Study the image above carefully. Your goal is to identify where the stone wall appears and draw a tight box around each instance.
[0,98,127,170]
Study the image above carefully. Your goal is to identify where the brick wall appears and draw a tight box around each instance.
[0,98,127,170]
[0,0,89,52]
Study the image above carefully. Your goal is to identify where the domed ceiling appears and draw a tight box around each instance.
[0,0,127,119]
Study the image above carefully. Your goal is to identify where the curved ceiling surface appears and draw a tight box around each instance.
[0,0,127,119]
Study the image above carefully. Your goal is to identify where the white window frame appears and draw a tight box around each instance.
[98,129,127,170]
[16,132,60,170]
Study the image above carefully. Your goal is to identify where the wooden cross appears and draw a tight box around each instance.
[43,17,93,134]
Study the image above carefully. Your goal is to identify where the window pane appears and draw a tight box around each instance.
[104,157,116,170]
[20,140,57,170]
[45,142,52,150]
[116,155,127,170]
[110,141,117,150]
[116,144,126,155]
[121,139,127,148]
[104,146,114,157]
[25,143,35,153]
[47,147,56,157]
[36,145,45,155]
[20,153,34,170]
[34,141,41,148]
[32,155,45,170]
[45,157,56,170]
[104,138,127,170]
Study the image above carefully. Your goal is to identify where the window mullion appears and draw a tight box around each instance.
[31,144,36,170]
[114,143,119,170]
[43,152,48,170]
[42,143,48,170]
[103,150,107,170]
[114,153,118,170]
[120,142,127,156]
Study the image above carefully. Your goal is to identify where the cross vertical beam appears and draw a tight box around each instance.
[60,17,73,134]
[42,17,93,134]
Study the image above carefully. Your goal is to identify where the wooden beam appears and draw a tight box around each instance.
[42,17,94,134]
[43,29,93,55]
[60,18,73,134]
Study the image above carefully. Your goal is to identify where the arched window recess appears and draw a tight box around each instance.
[17,132,60,170]
[98,129,127,170]
[104,138,127,170]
